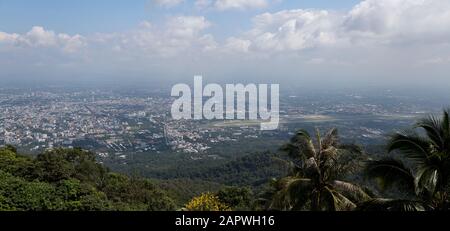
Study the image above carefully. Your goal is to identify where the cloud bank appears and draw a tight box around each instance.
[1,0,450,84]
[0,26,86,53]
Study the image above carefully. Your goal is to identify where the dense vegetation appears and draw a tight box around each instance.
[361,110,450,211]
[268,128,371,210]
[263,109,450,211]
[0,146,175,211]
[1,109,450,211]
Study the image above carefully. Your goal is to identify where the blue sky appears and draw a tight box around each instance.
[0,0,361,35]
[1,0,450,86]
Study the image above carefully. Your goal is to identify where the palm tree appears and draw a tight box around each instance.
[363,109,450,210]
[269,128,371,211]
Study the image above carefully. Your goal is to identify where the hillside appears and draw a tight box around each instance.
[0,146,175,211]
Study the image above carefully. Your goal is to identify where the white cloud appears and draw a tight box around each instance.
[0,31,19,43]
[57,34,86,53]
[3,0,450,81]
[224,37,251,52]
[214,0,269,11]
[343,0,450,44]
[153,0,185,8]
[6,0,450,58]
[241,9,339,52]
[195,0,212,9]
[98,16,216,57]
[0,26,86,53]
[231,0,450,53]
[166,16,211,38]
[23,26,58,46]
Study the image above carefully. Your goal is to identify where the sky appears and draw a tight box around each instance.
[1,0,450,87]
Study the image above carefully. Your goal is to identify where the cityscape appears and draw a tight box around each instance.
[1,0,450,215]
[1,85,446,163]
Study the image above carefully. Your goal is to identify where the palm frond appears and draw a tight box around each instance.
[355,198,430,211]
[365,158,415,193]
[293,129,312,141]
[318,186,337,211]
[388,131,430,163]
[269,190,292,211]
[339,143,363,154]
[304,157,321,182]
[321,147,338,159]
[317,186,357,211]
[416,116,444,150]
[330,190,357,211]
[281,129,316,160]
[319,147,339,176]
[334,144,366,177]
[332,180,372,203]
[442,109,450,137]
[415,166,439,197]
[315,127,322,154]
[442,109,450,152]
[269,177,312,211]
[321,128,339,150]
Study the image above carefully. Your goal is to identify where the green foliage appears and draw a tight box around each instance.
[0,170,57,210]
[157,178,224,206]
[0,147,175,211]
[54,179,111,211]
[216,186,254,211]
[365,158,415,193]
[2,109,450,211]
[4,144,17,154]
[356,198,431,211]
[363,109,450,210]
[101,173,175,211]
[270,128,371,211]
[0,148,34,178]
[32,148,107,185]
[106,139,287,188]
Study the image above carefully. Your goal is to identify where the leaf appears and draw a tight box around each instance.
[331,190,357,211]
[321,128,339,150]
[415,166,439,197]
[332,180,371,203]
[388,132,429,163]
[281,129,316,160]
[365,158,415,193]
[269,177,312,211]
[416,116,444,149]
[356,198,430,211]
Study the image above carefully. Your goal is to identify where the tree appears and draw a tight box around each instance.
[55,179,112,211]
[0,147,177,211]
[0,170,58,211]
[270,128,371,211]
[184,193,231,211]
[33,149,75,182]
[4,145,17,154]
[0,147,34,179]
[216,186,254,210]
[101,173,175,211]
[31,148,109,188]
[364,109,450,210]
